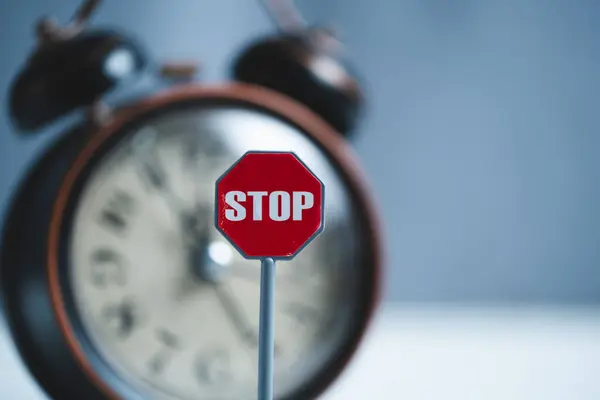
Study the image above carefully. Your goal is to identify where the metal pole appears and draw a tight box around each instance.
[258,257,276,400]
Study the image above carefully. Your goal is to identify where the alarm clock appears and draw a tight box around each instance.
[0,1,383,399]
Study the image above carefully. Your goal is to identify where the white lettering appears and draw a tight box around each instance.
[223,190,316,222]
[247,191,268,221]
[293,192,314,221]
[224,191,246,221]
[269,191,290,221]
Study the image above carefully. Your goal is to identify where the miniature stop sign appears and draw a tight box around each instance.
[215,151,325,259]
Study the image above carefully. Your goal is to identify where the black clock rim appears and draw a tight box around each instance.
[3,83,383,400]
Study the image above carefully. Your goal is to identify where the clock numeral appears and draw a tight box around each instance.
[148,350,170,375]
[99,190,136,233]
[181,136,200,166]
[182,135,225,170]
[131,128,168,192]
[156,328,180,349]
[285,302,320,326]
[147,328,180,375]
[139,159,167,191]
[102,297,139,338]
[90,248,126,287]
[195,350,232,385]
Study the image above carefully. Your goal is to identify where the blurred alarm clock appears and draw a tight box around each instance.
[0,1,382,399]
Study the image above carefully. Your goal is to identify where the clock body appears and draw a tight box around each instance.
[1,83,381,400]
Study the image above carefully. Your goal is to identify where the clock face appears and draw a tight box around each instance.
[67,105,365,399]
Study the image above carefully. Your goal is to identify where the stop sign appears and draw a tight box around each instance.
[215,151,325,260]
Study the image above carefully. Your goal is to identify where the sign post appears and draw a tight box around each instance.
[215,151,325,400]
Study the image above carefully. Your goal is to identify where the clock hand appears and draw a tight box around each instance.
[139,159,187,214]
[212,284,282,356]
[186,226,257,345]
[212,284,258,348]
[186,223,282,354]
[131,130,199,234]
[136,159,208,246]
[132,131,220,248]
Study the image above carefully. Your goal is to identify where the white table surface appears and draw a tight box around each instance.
[2,305,600,400]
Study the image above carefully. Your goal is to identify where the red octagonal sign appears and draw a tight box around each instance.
[215,151,325,260]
